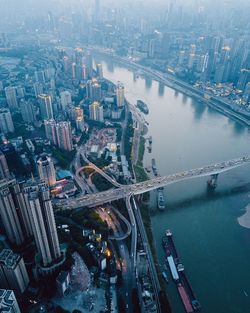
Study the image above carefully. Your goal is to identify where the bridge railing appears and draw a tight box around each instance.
[68,155,250,207]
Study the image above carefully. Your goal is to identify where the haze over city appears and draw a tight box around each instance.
[0,0,249,313]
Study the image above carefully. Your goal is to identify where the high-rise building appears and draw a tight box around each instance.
[50,78,56,90]
[23,182,61,267]
[0,249,29,296]
[89,101,104,122]
[38,94,53,120]
[0,151,10,179]
[161,33,171,58]
[74,48,84,66]
[63,56,70,73]
[44,119,57,145]
[75,107,84,132]
[212,36,222,54]
[44,67,55,81]
[5,87,18,109]
[243,82,250,104]
[86,80,92,99]
[86,79,102,101]
[82,64,88,80]
[47,11,55,32]
[0,179,30,245]
[37,154,56,186]
[44,120,73,151]
[71,62,76,79]
[188,54,195,70]
[16,86,25,99]
[56,121,73,151]
[60,91,72,111]
[237,69,250,91]
[0,180,25,246]
[116,82,125,108]
[0,109,14,134]
[33,82,44,98]
[75,64,83,81]
[20,100,36,124]
[200,50,215,82]
[148,39,155,58]
[85,52,93,78]
[189,44,196,55]
[178,51,185,66]
[0,289,21,313]
[35,70,46,84]
[214,64,226,84]
[96,64,103,79]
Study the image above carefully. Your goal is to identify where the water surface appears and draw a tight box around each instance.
[94,54,250,313]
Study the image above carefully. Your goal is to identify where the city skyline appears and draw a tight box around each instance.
[0,0,249,312]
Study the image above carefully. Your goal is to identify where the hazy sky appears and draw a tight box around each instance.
[0,0,249,19]
[1,0,250,8]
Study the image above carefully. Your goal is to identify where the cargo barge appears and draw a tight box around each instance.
[151,158,158,176]
[136,100,149,114]
[162,230,201,312]
[157,188,165,211]
[147,140,152,152]
[162,271,169,283]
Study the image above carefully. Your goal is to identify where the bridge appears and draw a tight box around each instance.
[59,155,250,209]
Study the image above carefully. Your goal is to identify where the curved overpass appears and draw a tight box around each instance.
[108,207,132,241]
[62,155,250,209]
[76,165,121,188]
[76,151,122,188]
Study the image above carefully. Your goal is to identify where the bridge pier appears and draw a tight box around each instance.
[207,174,219,189]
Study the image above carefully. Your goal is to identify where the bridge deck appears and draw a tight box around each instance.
[62,156,250,208]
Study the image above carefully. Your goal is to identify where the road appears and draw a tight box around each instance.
[108,206,132,241]
[71,146,92,194]
[120,103,129,156]
[76,146,122,188]
[131,196,162,313]
[125,196,137,282]
[106,207,133,311]
[97,206,133,312]
[70,146,135,311]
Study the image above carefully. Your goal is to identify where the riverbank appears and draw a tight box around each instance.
[238,204,250,229]
[134,136,149,182]
[91,47,250,128]
[133,137,171,311]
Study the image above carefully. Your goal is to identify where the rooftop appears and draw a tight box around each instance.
[0,249,21,269]
[0,289,18,312]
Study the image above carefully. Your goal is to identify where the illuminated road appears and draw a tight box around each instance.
[76,147,121,188]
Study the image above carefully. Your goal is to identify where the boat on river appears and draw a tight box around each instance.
[162,230,201,312]
[136,100,149,114]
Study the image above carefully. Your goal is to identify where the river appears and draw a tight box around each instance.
[93,54,250,313]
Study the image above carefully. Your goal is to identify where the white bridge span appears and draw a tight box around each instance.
[63,156,250,209]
